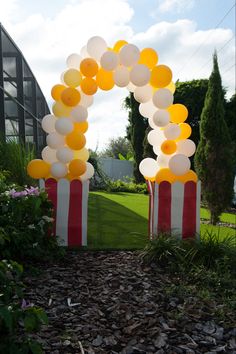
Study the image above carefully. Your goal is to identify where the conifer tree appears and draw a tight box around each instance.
[194,52,234,224]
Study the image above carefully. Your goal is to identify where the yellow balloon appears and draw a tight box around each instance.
[150,65,172,88]
[80,77,98,95]
[168,104,188,123]
[74,121,88,133]
[51,84,66,101]
[144,176,156,182]
[27,159,50,179]
[61,87,81,107]
[80,58,99,77]
[96,68,115,90]
[138,48,158,69]
[74,147,89,161]
[66,131,86,150]
[177,123,192,140]
[155,168,176,183]
[65,172,76,181]
[63,69,82,87]
[175,170,198,183]
[52,101,72,117]
[113,40,128,52]
[165,81,176,94]
[69,159,86,176]
[161,140,177,155]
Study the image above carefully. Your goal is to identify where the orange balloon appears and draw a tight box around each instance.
[175,170,198,183]
[63,69,82,87]
[80,58,99,77]
[155,168,176,183]
[74,121,88,133]
[96,68,115,90]
[138,48,158,69]
[52,102,72,117]
[150,65,172,88]
[69,159,86,176]
[65,172,77,181]
[168,104,188,123]
[161,140,177,155]
[177,123,192,140]
[80,77,98,95]
[61,87,81,107]
[113,40,128,52]
[51,84,66,101]
[144,176,156,182]
[27,159,50,179]
[66,131,86,150]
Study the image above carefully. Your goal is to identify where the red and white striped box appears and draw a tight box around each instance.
[39,178,89,246]
[147,181,201,239]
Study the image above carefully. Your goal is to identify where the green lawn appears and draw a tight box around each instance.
[87,192,236,249]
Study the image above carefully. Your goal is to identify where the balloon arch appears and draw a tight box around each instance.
[27,37,200,246]
[27,36,197,184]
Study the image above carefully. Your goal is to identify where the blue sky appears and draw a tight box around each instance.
[0,0,235,151]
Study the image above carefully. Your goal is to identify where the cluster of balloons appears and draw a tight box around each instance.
[27,36,197,183]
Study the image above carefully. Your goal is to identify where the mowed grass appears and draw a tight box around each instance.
[87,192,236,249]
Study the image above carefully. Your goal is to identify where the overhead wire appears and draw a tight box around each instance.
[175,2,236,77]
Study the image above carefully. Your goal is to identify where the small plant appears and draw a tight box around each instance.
[0,260,48,353]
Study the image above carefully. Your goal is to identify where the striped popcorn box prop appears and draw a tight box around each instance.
[147,181,201,239]
[39,178,89,246]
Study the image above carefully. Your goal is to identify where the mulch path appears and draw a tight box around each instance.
[24,251,236,354]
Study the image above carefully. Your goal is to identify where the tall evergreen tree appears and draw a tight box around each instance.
[194,52,234,224]
[124,93,148,182]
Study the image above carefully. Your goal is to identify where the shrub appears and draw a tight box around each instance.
[0,186,61,261]
[107,179,147,194]
[0,260,48,353]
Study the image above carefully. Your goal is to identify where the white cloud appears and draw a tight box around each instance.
[156,0,195,13]
[1,0,235,151]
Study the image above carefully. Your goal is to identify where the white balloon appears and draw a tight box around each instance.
[47,132,65,149]
[130,64,150,87]
[55,118,73,135]
[147,129,165,146]
[80,45,90,58]
[114,66,130,87]
[87,36,107,61]
[79,91,93,107]
[153,110,170,127]
[66,53,82,68]
[100,51,119,71]
[134,85,153,103]
[50,162,68,179]
[42,146,57,163]
[153,145,162,155]
[148,116,158,130]
[70,105,88,122]
[139,101,156,119]
[56,147,74,163]
[79,162,95,181]
[164,123,181,140]
[156,154,171,168]
[169,154,191,175]
[152,89,173,109]
[41,114,56,133]
[177,139,196,157]
[119,44,140,67]
[139,158,159,178]
[126,82,136,92]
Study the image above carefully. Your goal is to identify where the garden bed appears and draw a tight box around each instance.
[23,251,236,354]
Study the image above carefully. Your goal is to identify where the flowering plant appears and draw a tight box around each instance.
[0,186,59,261]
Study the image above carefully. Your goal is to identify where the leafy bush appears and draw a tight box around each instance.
[0,260,48,353]
[0,137,35,187]
[0,186,61,261]
[107,179,147,194]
